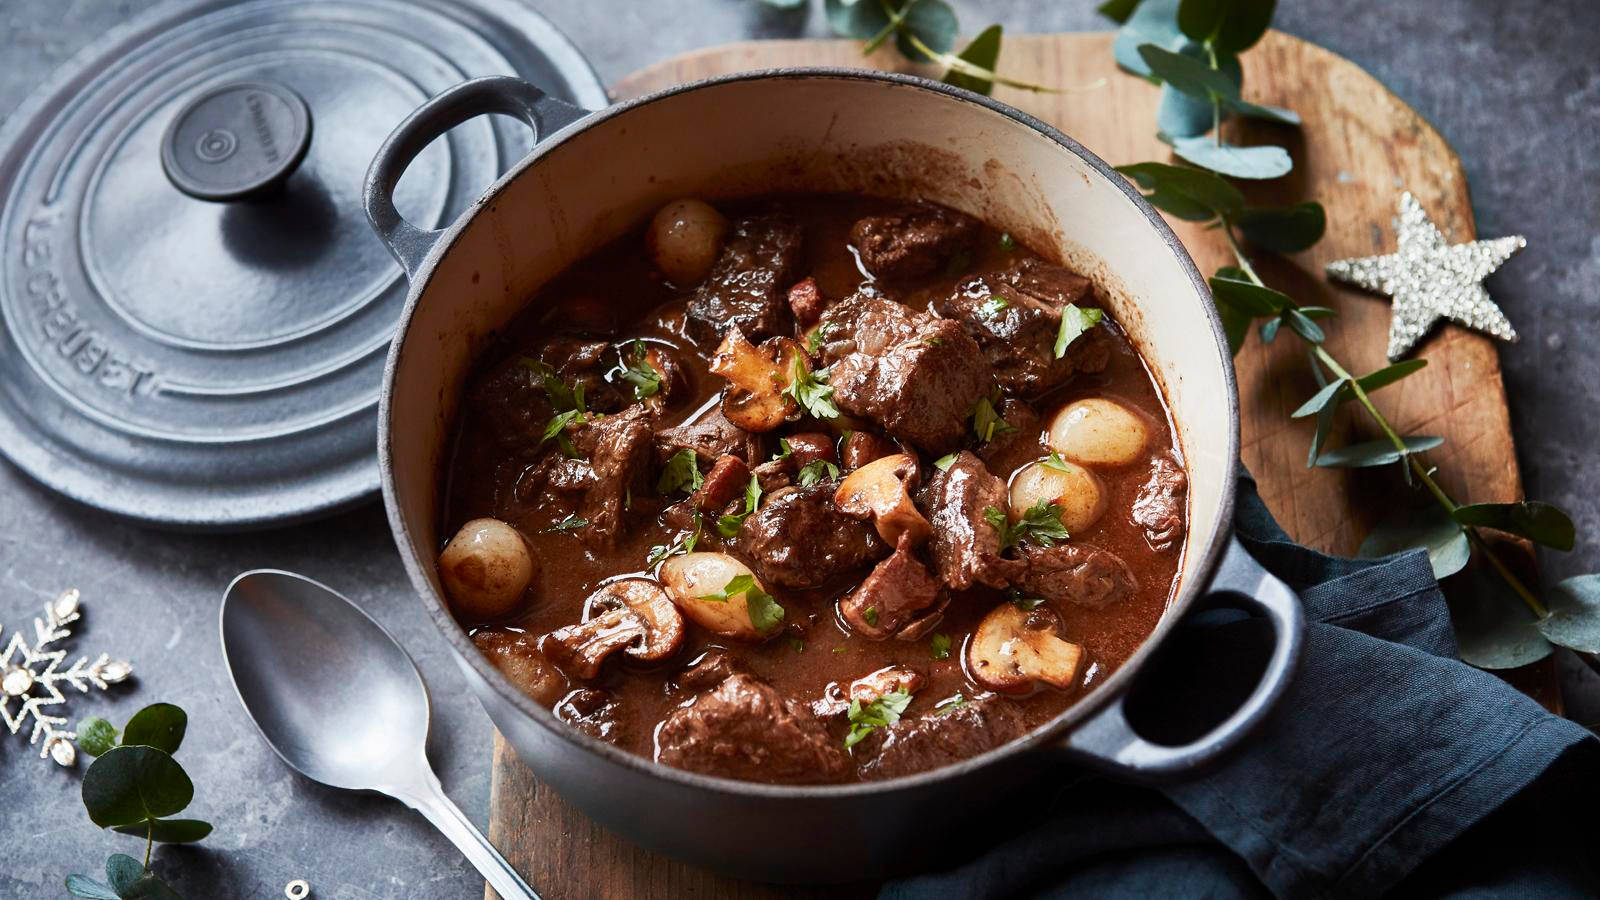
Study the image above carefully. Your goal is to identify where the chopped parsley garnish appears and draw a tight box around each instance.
[1008,589,1047,611]
[934,693,970,715]
[863,606,879,627]
[998,232,1017,251]
[617,340,662,401]
[796,458,841,487]
[832,646,849,654]
[715,474,763,537]
[929,632,952,660]
[943,248,974,277]
[933,452,958,472]
[844,688,914,749]
[698,574,784,633]
[806,322,835,355]
[549,514,587,532]
[916,337,944,348]
[783,357,839,420]
[657,449,703,496]
[985,500,1071,548]
[646,512,702,567]
[774,438,794,461]
[785,634,806,653]
[972,392,1015,443]
[980,295,1010,318]
[522,357,590,455]
[1053,304,1104,359]
[1041,452,1073,473]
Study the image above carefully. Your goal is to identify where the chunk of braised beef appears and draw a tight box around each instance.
[736,483,887,588]
[655,674,852,783]
[749,457,795,494]
[654,408,761,465]
[783,431,837,469]
[821,294,994,455]
[841,430,901,470]
[512,451,593,505]
[787,277,827,327]
[673,649,748,693]
[575,405,656,548]
[554,688,626,743]
[692,454,750,512]
[685,213,804,344]
[849,203,980,283]
[468,359,556,454]
[934,259,1109,395]
[840,534,944,639]
[1018,543,1139,609]
[921,451,1022,590]
[976,397,1042,475]
[542,337,627,414]
[1132,454,1187,551]
[858,696,1029,780]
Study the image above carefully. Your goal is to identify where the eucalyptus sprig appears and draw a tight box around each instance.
[1105,0,1600,669]
[67,703,211,899]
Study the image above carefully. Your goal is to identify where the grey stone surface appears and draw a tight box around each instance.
[1,0,1596,897]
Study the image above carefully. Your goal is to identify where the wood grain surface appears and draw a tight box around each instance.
[486,31,1553,899]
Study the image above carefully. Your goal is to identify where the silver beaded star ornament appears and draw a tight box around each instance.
[2,589,132,766]
[1326,191,1524,360]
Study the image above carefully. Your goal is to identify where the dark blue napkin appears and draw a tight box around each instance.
[884,471,1599,899]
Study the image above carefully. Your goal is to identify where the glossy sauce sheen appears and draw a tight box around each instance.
[443,194,1184,780]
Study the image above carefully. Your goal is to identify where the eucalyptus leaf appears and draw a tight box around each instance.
[1355,358,1427,393]
[944,25,1002,95]
[1111,0,1183,76]
[1232,99,1301,125]
[112,818,214,844]
[1298,305,1338,319]
[1446,568,1553,669]
[1258,315,1281,343]
[1209,274,1288,315]
[1315,435,1443,468]
[1116,161,1243,219]
[64,875,120,900]
[77,717,118,757]
[1235,202,1326,252]
[1452,501,1576,551]
[1139,44,1236,101]
[81,746,194,828]
[1156,43,1243,138]
[1168,135,1292,179]
[1308,397,1337,467]
[758,0,806,7]
[106,854,184,900]
[122,703,186,756]
[1177,0,1275,54]
[1216,298,1252,354]
[894,0,958,61]
[1290,377,1347,418]
[1282,307,1325,343]
[105,855,147,893]
[823,0,883,40]
[1537,575,1600,653]
[1098,0,1144,24]
[1357,504,1470,579]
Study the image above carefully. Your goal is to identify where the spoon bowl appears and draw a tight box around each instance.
[220,569,538,899]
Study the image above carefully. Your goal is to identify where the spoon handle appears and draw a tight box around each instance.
[392,774,540,900]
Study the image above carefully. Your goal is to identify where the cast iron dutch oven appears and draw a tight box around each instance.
[364,71,1303,883]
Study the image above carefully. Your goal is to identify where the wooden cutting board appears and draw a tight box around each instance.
[485,31,1556,899]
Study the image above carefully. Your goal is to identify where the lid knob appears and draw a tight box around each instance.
[161,81,313,202]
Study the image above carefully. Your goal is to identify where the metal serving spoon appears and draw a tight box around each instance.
[220,569,539,900]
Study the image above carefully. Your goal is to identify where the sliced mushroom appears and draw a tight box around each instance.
[438,518,537,620]
[1046,398,1150,467]
[646,198,729,286]
[709,327,806,432]
[967,602,1084,692]
[813,665,926,718]
[542,579,685,679]
[1009,459,1106,534]
[471,629,569,706]
[659,552,778,641]
[588,578,685,662]
[834,453,931,547]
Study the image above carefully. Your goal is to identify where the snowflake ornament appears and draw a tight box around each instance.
[1,589,132,766]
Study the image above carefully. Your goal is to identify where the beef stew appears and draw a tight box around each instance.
[440,194,1187,784]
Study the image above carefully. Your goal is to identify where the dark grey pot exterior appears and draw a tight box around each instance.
[370,70,1306,883]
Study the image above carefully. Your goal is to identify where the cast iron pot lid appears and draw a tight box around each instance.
[0,0,606,531]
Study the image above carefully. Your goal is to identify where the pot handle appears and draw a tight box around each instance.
[363,76,589,279]
[1059,534,1303,778]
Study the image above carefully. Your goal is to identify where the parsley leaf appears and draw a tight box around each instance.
[1054,304,1104,359]
[657,449,703,496]
[715,474,763,537]
[972,392,1015,443]
[785,634,806,653]
[845,688,914,749]
[806,322,835,355]
[985,501,1071,548]
[999,232,1017,251]
[783,357,839,420]
[864,606,879,627]
[774,438,793,461]
[933,452,958,472]
[541,408,586,451]
[519,357,579,411]
[1008,589,1047,611]
[698,573,785,634]
[549,514,587,532]
[1041,451,1073,473]
[980,295,1010,318]
[934,693,969,715]
[929,632,952,660]
[797,459,841,487]
[698,574,756,603]
[618,340,662,401]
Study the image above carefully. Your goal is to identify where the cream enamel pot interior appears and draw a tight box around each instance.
[365,72,1303,882]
